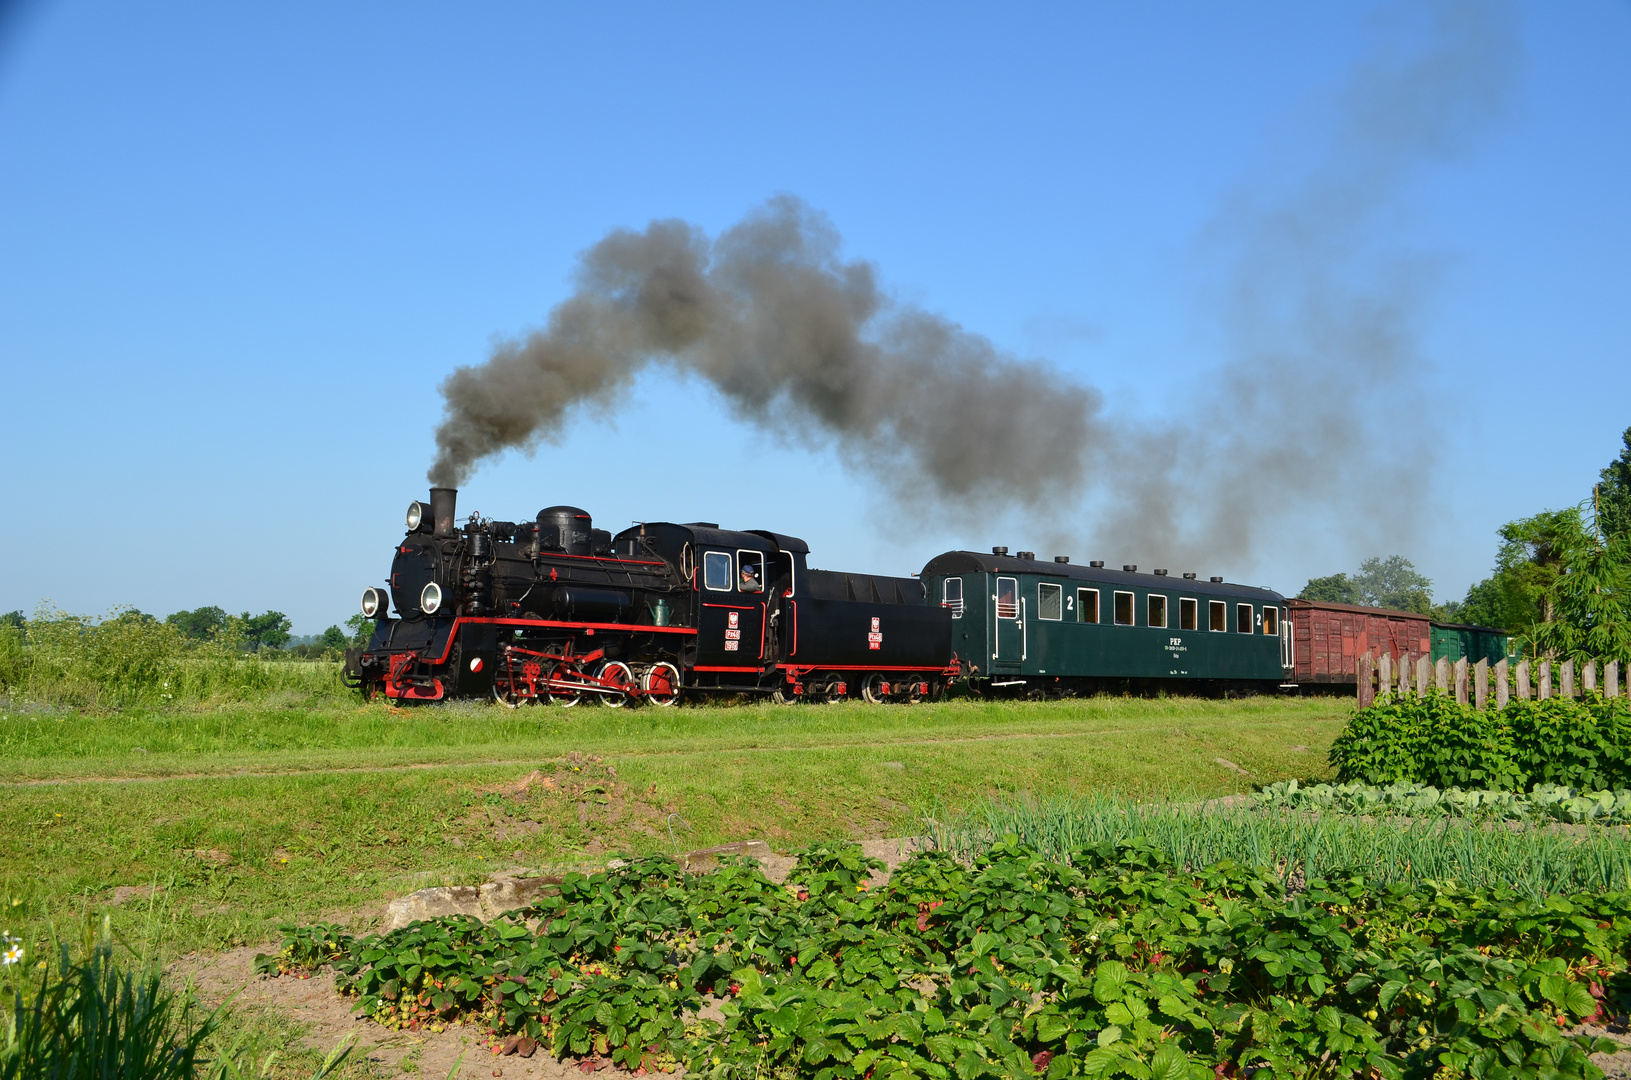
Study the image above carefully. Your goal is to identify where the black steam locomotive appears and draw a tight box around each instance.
[344,488,958,705]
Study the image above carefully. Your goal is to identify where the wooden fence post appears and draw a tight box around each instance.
[1454,657,1469,705]
[1540,659,1552,699]
[1379,651,1392,697]
[1584,660,1597,694]
[1475,658,1489,711]
[1496,657,1510,709]
[1610,660,1621,699]
[1400,653,1412,697]
[1435,657,1450,694]
[1417,655,1431,697]
[1517,659,1531,700]
[1561,660,1575,698]
[1358,650,1375,708]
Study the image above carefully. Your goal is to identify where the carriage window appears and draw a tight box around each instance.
[703,551,732,592]
[736,551,764,593]
[1180,597,1197,631]
[1077,588,1099,623]
[1237,603,1254,634]
[1038,582,1062,621]
[1113,591,1134,626]
[1147,594,1167,629]
[1262,606,1279,635]
[996,576,1019,619]
[943,577,964,618]
[1209,600,1227,632]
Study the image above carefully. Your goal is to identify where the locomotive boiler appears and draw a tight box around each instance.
[344,488,959,705]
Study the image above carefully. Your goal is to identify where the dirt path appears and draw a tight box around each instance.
[0,728,1145,787]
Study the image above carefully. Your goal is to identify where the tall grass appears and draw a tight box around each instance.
[1,933,218,1080]
[0,609,346,710]
[925,792,1631,899]
[0,924,357,1080]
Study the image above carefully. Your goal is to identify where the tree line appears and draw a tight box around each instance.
[0,606,372,657]
[1299,425,1631,663]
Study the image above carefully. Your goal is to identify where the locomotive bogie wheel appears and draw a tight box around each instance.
[823,675,848,704]
[861,673,887,704]
[770,683,796,705]
[907,680,925,704]
[597,661,638,708]
[642,662,682,707]
[491,678,524,709]
[545,663,583,707]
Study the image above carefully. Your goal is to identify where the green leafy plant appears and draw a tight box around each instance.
[268,842,1631,1080]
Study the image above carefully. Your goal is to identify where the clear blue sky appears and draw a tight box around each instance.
[2,1,1627,634]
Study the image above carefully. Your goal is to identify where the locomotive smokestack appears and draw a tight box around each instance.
[430,487,457,537]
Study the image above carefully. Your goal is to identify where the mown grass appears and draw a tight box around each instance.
[927,792,1631,899]
[0,695,1346,964]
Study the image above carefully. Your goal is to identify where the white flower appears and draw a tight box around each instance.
[2,936,21,966]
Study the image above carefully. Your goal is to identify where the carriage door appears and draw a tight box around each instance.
[994,576,1023,669]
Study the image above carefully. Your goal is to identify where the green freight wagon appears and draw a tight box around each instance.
[919,548,1291,696]
[1429,622,1512,667]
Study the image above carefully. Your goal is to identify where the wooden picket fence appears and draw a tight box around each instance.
[1357,650,1625,710]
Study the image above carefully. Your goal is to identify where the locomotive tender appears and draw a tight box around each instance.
[344,488,957,706]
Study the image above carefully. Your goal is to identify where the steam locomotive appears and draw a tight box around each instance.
[344,488,958,705]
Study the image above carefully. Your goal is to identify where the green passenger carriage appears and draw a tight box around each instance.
[919,549,1293,696]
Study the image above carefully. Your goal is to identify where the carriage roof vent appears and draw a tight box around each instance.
[1182,572,1197,580]
[1017,551,1035,561]
[1154,568,1168,576]
[1210,576,1224,583]
[1089,560,1105,568]
[991,546,1008,556]
[1123,564,1137,573]
[1054,556,1070,563]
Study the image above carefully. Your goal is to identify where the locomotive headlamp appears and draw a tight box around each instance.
[420,582,443,615]
[360,587,387,619]
[406,501,427,532]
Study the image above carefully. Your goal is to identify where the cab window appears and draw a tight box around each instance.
[703,551,732,591]
[943,577,964,618]
[737,550,764,593]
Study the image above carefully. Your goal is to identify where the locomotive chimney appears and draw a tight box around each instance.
[430,487,458,537]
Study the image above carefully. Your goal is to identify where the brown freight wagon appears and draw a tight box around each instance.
[1287,599,1431,688]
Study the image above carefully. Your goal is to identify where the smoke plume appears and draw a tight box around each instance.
[431,0,1517,571]
[1057,0,1519,571]
[430,198,1104,508]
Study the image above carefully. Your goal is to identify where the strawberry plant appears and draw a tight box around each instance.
[265,841,1631,1079]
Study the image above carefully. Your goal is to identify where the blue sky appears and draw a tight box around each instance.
[2,1,1627,634]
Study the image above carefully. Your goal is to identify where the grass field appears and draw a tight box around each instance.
[0,694,1348,961]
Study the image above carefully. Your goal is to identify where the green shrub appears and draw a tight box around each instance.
[0,606,348,709]
[1330,692,1631,792]
[1505,696,1631,791]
